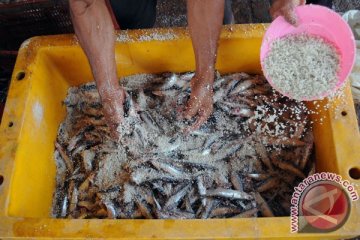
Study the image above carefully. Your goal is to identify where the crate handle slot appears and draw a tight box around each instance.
[349,167,360,180]
[16,71,25,81]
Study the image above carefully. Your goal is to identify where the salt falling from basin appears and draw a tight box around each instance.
[264,33,340,101]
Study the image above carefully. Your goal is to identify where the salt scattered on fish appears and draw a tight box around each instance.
[53,72,315,219]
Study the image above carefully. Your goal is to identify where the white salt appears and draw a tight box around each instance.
[264,34,340,100]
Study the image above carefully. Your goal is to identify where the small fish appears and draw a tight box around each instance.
[163,182,174,197]
[137,89,148,110]
[188,187,199,206]
[135,198,153,219]
[138,187,157,208]
[68,172,85,181]
[189,130,212,136]
[175,79,191,91]
[94,208,108,218]
[60,194,68,218]
[125,94,140,118]
[277,172,296,184]
[201,135,218,155]
[150,181,166,195]
[55,142,74,173]
[198,199,216,219]
[179,72,195,82]
[292,122,306,139]
[230,108,254,117]
[299,143,312,170]
[77,210,89,219]
[213,87,227,103]
[153,195,162,211]
[104,201,117,219]
[81,106,103,119]
[262,137,306,147]
[247,173,270,180]
[228,79,254,95]
[255,193,274,217]
[162,73,178,90]
[81,90,100,102]
[257,178,279,192]
[183,195,194,213]
[78,201,96,211]
[225,79,240,94]
[133,127,146,148]
[156,209,195,219]
[196,176,207,207]
[210,207,242,218]
[152,89,179,97]
[213,77,227,90]
[79,173,95,192]
[239,88,268,97]
[69,187,78,214]
[131,167,177,185]
[231,72,251,81]
[164,183,191,210]
[79,83,97,92]
[204,188,253,200]
[221,101,249,109]
[232,208,258,218]
[150,160,187,179]
[140,111,163,133]
[272,158,306,179]
[177,161,217,171]
[81,150,95,172]
[229,96,257,107]
[230,172,244,191]
[157,140,181,154]
[254,142,273,171]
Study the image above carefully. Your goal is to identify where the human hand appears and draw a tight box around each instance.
[100,87,126,139]
[270,0,306,25]
[183,72,214,132]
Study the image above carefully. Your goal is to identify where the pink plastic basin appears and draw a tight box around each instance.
[260,4,356,101]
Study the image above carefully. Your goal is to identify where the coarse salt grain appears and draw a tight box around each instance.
[264,33,340,100]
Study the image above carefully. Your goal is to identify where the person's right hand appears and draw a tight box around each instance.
[270,0,306,26]
[100,87,126,139]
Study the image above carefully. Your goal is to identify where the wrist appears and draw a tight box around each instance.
[194,68,215,84]
[98,85,123,99]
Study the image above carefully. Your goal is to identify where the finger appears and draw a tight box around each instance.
[281,6,298,26]
[108,122,120,141]
[270,10,281,20]
[269,0,282,19]
[184,97,200,120]
[187,108,211,132]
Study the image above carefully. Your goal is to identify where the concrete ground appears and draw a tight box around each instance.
[155,0,360,27]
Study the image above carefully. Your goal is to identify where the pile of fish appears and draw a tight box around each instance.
[53,72,314,219]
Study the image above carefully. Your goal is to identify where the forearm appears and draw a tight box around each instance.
[69,0,119,97]
[187,0,225,82]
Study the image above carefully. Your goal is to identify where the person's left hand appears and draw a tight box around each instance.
[270,0,306,25]
[183,72,214,132]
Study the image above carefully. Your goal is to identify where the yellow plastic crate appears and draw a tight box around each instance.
[0,25,359,239]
